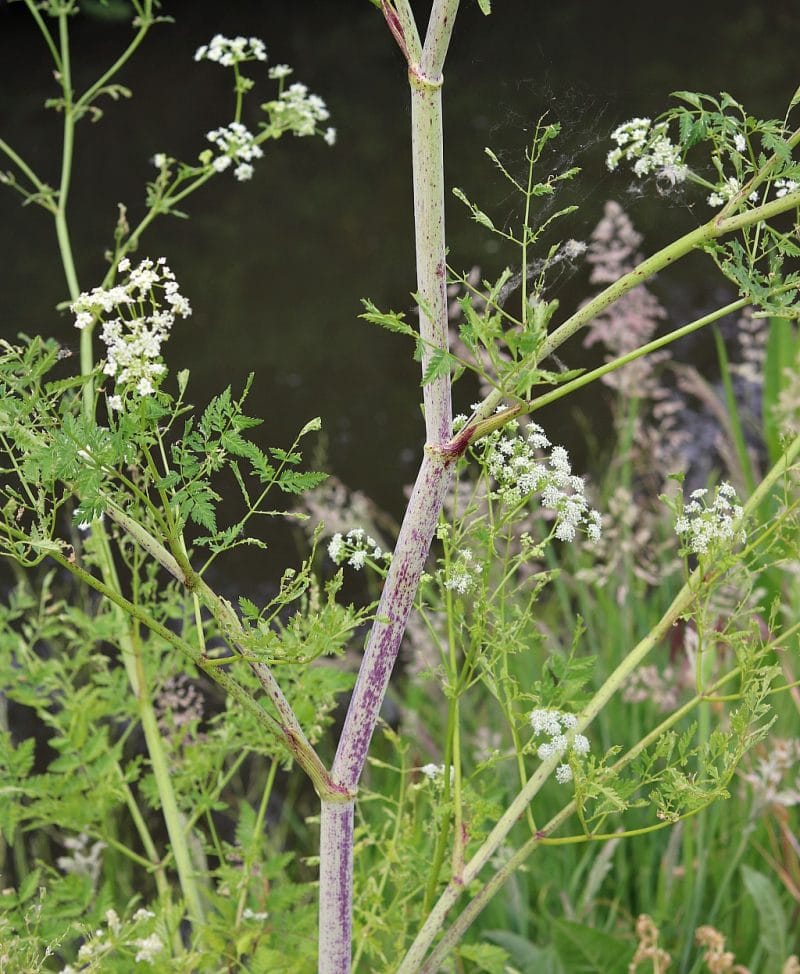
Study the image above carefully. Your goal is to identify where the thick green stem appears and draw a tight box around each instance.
[95,528,206,928]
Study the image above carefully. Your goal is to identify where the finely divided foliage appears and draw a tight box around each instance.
[0,3,799,974]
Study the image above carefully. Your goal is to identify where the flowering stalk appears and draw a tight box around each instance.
[398,431,800,972]
[317,3,461,971]
[35,6,208,935]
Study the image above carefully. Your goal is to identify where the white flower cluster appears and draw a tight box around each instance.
[481,422,602,543]
[134,933,164,963]
[607,118,688,186]
[206,122,264,181]
[443,548,478,595]
[71,257,191,407]
[530,708,590,784]
[707,175,742,207]
[775,177,799,198]
[269,64,293,81]
[674,482,746,555]
[57,901,162,973]
[55,833,106,883]
[194,34,267,66]
[269,81,336,144]
[328,527,391,571]
[420,763,455,785]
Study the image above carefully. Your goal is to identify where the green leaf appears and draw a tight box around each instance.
[239,596,260,620]
[551,919,634,973]
[298,416,322,437]
[278,470,328,495]
[452,187,496,231]
[741,865,787,966]
[420,347,455,386]
[458,942,509,974]
[477,0,491,13]
[359,299,416,338]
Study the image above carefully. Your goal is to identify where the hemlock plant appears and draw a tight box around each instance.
[1,2,799,972]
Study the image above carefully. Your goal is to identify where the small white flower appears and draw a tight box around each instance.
[537,740,558,760]
[775,178,799,199]
[607,117,687,184]
[421,763,441,779]
[707,176,741,207]
[235,162,255,181]
[530,708,564,736]
[348,549,367,570]
[555,763,573,784]
[674,481,746,554]
[328,527,390,571]
[195,34,267,67]
[323,127,337,147]
[733,133,747,153]
[133,908,156,921]
[328,533,344,563]
[134,933,164,963]
[242,907,269,920]
[71,257,190,402]
[268,64,293,80]
[573,734,590,755]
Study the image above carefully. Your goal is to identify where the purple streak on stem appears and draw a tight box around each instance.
[331,449,454,789]
[318,801,355,974]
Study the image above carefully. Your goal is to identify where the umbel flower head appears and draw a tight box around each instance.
[71,257,191,409]
[607,117,688,186]
[529,708,590,784]
[194,34,267,66]
[479,421,602,543]
[205,122,264,181]
[192,33,337,175]
[674,481,746,555]
[328,527,392,571]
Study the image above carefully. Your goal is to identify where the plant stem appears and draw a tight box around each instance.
[101,529,207,928]
[318,4,461,968]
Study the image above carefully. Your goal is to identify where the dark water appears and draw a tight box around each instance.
[1,0,797,585]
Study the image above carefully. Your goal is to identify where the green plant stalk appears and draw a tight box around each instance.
[74,1,154,116]
[41,9,213,931]
[0,139,55,210]
[398,432,800,972]
[98,527,207,928]
[118,775,171,900]
[22,0,61,67]
[235,756,279,926]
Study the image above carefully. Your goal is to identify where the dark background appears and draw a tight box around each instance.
[0,0,797,577]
